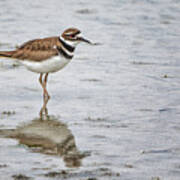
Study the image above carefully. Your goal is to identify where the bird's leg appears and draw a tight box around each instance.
[43,73,50,100]
[39,96,49,119]
[39,73,43,87]
[39,73,50,101]
[39,73,50,119]
[39,73,45,100]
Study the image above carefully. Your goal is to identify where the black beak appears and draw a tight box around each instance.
[77,36,92,44]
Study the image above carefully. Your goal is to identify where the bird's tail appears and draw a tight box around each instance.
[0,51,15,59]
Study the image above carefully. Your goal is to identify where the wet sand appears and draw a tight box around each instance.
[1,0,180,179]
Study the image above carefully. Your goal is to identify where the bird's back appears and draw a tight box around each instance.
[0,37,61,61]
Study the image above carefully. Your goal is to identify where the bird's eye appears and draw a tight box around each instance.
[66,34,75,38]
[71,34,76,38]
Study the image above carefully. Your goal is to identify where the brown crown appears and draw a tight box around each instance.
[62,28,81,40]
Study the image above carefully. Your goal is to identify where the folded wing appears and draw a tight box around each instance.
[0,37,60,62]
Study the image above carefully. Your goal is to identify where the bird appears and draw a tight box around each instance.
[0,28,93,101]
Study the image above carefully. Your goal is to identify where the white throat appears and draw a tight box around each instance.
[60,36,80,47]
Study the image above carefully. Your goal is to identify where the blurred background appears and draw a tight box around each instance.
[0,0,180,179]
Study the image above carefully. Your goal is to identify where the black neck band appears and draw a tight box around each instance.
[59,37,75,53]
[56,47,73,59]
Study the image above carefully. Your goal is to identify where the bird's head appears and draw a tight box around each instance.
[61,28,92,47]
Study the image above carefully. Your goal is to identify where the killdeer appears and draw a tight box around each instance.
[0,28,94,100]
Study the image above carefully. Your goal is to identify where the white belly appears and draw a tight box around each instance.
[21,55,71,73]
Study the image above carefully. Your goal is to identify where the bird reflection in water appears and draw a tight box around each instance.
[0,98,87,168]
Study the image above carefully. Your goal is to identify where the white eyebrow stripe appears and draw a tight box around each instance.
[65,32,73,35]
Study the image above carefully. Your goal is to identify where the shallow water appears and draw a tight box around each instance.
[0,0,180,179]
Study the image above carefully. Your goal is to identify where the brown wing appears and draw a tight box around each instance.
[11,37,61,62]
